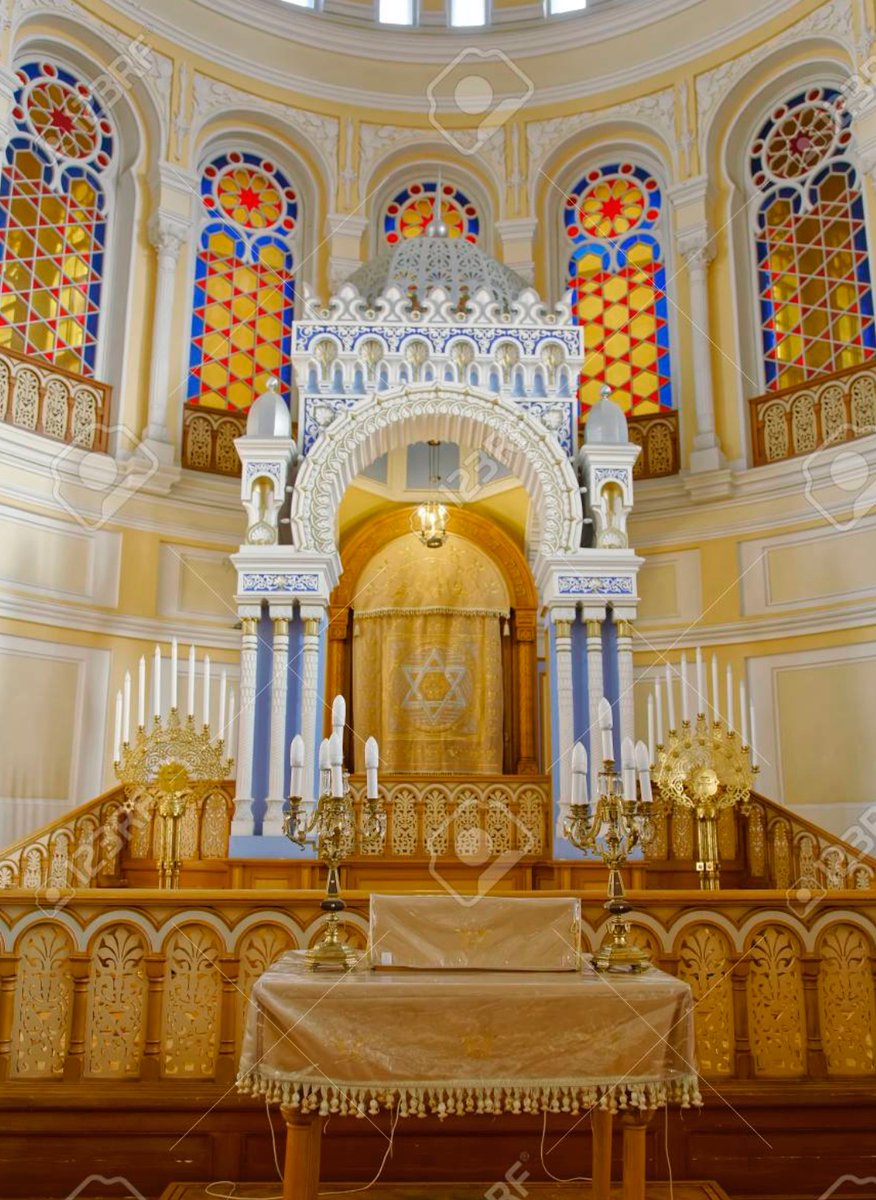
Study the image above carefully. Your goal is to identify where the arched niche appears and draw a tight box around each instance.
[327,506,540,775]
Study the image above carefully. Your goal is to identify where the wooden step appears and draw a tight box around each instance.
[159,1183,733,1200]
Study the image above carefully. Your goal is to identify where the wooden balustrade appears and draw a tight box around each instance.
[628,409,679,479]
[182,402,245,475]
[0,343,110,450]
[0,889,873,1086]
[749,359,876,467]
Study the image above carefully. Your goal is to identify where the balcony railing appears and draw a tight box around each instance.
[628,409,679,478]
[0,343,110,451]
[750,359,876,467]
[182,402,244,475]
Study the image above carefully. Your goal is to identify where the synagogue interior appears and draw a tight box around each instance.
[0,0,875,1197]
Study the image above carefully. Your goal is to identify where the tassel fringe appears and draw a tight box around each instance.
[236,1071,702,1119]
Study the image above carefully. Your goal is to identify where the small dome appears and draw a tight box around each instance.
[348,224,525,311]
[246,378,291,438]
[585,387,629,445]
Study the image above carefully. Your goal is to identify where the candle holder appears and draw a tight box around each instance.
[284,768,386,971]
[564,757,654,973]
[114,709,234,889]
[652,714,757,890]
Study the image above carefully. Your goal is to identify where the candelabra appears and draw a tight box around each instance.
[114,708,234,888]
[284,716,383,970]
[563,704,655,973]
[653,715,757,890]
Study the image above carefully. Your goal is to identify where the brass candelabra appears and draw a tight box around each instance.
[284,763,385,971]
[652,714,757,890]
[564,753,654,973]
[114,709,234,889]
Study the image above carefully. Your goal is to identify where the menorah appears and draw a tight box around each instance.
[113,640,235,888]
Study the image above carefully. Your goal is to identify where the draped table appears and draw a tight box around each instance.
[238,953,701,1200]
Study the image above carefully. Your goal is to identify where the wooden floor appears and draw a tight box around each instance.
[159,1184,732,1200]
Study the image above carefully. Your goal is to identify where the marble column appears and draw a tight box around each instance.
[616,619,635,752]
[143,211,189,461]
[264,605,293,836]
[680,231,724,474]
[550,608,576,804]
[231,609,260,836]
[586,616,605,797]
[300,604,326,803]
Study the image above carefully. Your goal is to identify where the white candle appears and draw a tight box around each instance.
[331,694,346,738]
[329,730,344,797]
[171,637,178,711]
[227,689,236,756]
[749,702,757,763]
[122,671,131,746]
[695,647,705,714]
[680,652,689,723]
[711,655,720,724]
[571,741,588,806]
[654,677,664,745]
[635,740,653,803]
[664,662,676,731]
[318,737,330,793]
[218,670,227,737]
[152,645,161,719]
[365,736,379,800]
[187,645,196,717]
[202,654,211,727]
[647,694,655,764]
[725,665,734,731]
[621,737,636,802]
[137,655,146,728]
[113,689,122,762]
[598,697,614,763]
[740,681,749,745]
[289,733,305,798]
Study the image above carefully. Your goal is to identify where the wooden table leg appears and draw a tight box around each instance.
[280,1108,323,1200]
[591,1108,613,1200]
[621,1111,653,1200]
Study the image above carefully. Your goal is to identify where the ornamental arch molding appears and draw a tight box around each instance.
[289,383,583,577]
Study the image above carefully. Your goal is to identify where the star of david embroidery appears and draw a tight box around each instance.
[400,647,468,727]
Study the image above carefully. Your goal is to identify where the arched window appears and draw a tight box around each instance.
[188,150,298,411]
[0,60,115,377]
[384,180,479,244]
[564,162,672,415]
[749,86,875,391]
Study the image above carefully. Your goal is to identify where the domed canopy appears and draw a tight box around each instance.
[246,378,292,438]
[348,222,526,312]
[585,387,630,445]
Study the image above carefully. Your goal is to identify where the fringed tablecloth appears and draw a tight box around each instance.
[238,953,701,1118]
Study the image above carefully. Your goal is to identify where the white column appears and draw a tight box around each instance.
[264,604,292,836]
[616,619,635,751]
[300,603,326,804]
[585,615,605,797]
[231,608,260,836]
[680,231,725,474]
[550,608,576,804]
[143,210,189,461]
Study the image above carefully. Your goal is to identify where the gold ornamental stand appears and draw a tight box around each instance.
[653,714,757,889]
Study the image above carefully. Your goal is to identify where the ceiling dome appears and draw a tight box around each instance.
[348,221,526,310]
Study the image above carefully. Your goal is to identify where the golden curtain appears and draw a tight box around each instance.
[353,610,503,774]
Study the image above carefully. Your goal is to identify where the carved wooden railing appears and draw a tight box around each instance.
[645,789,876,892]
[749,359,876,466]
[0,889,873,1086]
[0,781,236,891]
[0,343,111,450]
[182,402,244,475]
[628,409,679,479]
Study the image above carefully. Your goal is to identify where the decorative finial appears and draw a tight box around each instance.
[600,383,612,402]
[425,172,449,239]
[267,376,280,392]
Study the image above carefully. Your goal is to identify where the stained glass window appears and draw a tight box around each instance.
[188,150,298,411]
[750,87,875,391]
[564,162,672,415]
[384,181,479,245]
[0,61,114,377]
